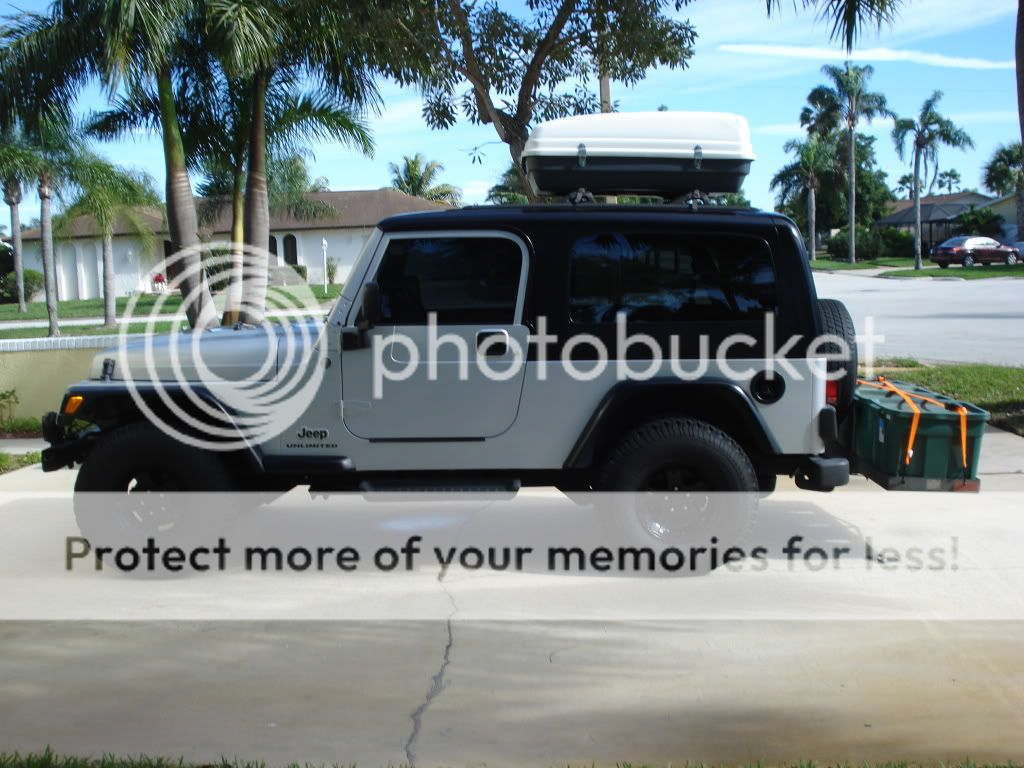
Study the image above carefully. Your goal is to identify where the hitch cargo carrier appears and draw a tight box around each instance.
[522,111,755,198]
[851,377,989,492]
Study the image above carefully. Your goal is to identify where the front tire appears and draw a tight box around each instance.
[1006,253,1018,266]
[962,254,975,267]
[74,423,237,562]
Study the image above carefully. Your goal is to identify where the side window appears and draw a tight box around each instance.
[376,236,523,325]
[569,232,777,323]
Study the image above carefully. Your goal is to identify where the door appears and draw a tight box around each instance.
[341,232,530,440]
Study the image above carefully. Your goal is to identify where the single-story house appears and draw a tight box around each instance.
[18,189,448,300]
[978,194,1020,243]
[874,191,994,252]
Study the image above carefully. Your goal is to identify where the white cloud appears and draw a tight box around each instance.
[949,110,1019,125]
[718,43,1013,70]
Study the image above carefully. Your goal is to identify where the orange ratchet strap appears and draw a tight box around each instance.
[857,376,969,471]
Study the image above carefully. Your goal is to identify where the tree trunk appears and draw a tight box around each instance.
[38,175,59,337]
[102,232,116,326]
[913,148,923,270]
[6,185,26,312]
[847,125,856,264]
[807,184,816,260]
[221,164,246,326]
[156,68,217,330]
[1017,0,1023,169]
[507,124,537,204]
[240,71,270,326]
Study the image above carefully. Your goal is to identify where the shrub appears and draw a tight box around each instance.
[825,227,913,261]
[326,257,338,284]
[0,269,44,303]
[291,264,308,281]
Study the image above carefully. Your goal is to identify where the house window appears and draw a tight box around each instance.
[284,234,298,266]
[268,235,278,265]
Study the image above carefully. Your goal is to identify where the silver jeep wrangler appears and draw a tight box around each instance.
[42,203,854,518]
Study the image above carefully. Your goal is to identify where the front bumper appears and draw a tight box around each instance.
[40,410,93,472]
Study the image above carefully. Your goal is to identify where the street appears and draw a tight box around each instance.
[814,272,1024,366]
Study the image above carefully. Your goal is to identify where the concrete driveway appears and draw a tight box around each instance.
[2,431,1024,767]
[814,272,1024,365]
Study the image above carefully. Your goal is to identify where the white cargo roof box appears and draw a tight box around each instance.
[522,111,755,198]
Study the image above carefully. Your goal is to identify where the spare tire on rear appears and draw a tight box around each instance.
[818,298,857,418]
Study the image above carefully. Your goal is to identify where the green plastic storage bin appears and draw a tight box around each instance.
[853,379,989,483]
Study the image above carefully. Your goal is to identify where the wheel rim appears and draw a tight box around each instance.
[964,256,974,267]
[1008,254,1018,265]
[119,467,185,534]
[636,465,712,540]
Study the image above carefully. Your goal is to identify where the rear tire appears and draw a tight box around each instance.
[817,298,858,418]
[938,262,949,269]
[596,418,757,564]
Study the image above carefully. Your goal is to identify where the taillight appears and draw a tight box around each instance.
[826,379,840,405]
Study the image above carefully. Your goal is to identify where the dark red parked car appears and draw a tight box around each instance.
[931,236,1021,268]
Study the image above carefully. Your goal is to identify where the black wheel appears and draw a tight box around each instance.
[817,298,858,418]
[938,262,949,269]
[74,423,237,565]
[962,254,975,267]
[596,418,757,559]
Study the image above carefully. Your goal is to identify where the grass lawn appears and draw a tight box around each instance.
[811,257,921,271]
[885,263,1024,279]
[0,321,185,340]
[0,285,343,323]
[2,756,1020,768]
[0,450,40,475]
[865,361,1024,436]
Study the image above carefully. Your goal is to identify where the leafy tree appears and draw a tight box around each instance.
[57,167,160,326]
[389,154,461,205]
[892,91,973,269]
[0,0,219,329]
[486,161,529,205]
[399,0,696,194]
[801,63,892,263]
[937,168,961,195]
[771,135,838,258]
[982,142,1024,237]
[954,206,1004,238]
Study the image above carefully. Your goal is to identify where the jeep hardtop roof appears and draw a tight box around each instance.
[378,204,791,232]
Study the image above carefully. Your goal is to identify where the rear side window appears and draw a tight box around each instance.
[569,232,777,323]
[376,236,523,325]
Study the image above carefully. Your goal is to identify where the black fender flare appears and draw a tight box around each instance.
[563,378,781,470]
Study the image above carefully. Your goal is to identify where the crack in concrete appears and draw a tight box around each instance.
[404,573,457,768]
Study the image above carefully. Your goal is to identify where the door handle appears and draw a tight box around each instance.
[476,328,510,356]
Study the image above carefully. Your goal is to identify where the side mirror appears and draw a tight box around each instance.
[359,281,382,331]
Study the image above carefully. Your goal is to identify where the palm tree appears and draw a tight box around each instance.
[803,63,892,263]
[90,71,372,323]
[486,161,529,205]
[0,124,35,312]
[937,169,961,195]
[0,0,219,330]
[895,173,917,200]
[771,136,838,260]
[389,154,461,205]
[982,143,1024,239]
[892,92,973,270]
[57,165,160,327]
[204,0,380,324]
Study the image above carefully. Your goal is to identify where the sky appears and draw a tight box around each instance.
[2,0,1018,225]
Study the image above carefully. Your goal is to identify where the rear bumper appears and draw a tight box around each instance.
[794,456,849,492]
